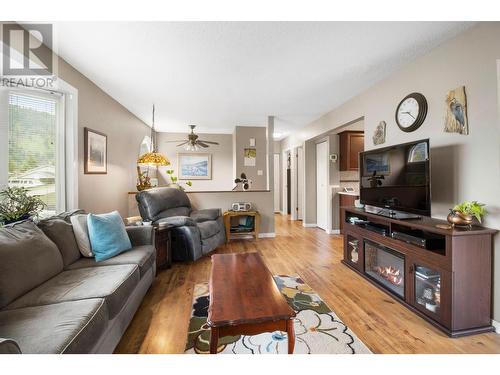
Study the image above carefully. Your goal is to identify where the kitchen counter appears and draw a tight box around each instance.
[337,191,359,196]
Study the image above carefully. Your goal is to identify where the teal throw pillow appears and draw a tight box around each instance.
[87,211,132,262]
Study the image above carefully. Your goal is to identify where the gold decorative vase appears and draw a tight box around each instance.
[447,210,473,228]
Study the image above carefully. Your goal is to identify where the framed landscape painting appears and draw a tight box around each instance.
[84,127,107,174]
[178,153,212,180]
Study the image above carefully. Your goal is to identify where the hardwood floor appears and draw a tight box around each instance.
[115,214,500,354]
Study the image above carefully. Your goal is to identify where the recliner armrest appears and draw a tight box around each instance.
[156,216,197,227]
[190,208,222,223]
[0,338,21,354]
[125,226,154,246]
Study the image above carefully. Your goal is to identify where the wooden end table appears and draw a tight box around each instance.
[154,224,172,270]
[223,210,260,243]
[207,252,296,354]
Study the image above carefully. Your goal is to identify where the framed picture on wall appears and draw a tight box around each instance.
[178,153,212,180]
[84,127,107,174]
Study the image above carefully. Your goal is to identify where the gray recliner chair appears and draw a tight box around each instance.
[136,187,225,261]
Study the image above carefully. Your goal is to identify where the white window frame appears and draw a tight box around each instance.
[0,81,78,213]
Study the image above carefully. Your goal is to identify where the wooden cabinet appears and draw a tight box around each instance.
[339,131,364,171]
[223,210,260,243]
[341,207,497,337]
[154,225,172,270]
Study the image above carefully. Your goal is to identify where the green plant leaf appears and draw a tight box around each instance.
[453,200,486,223]
[0,187,46,223]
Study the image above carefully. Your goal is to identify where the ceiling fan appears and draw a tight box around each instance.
[166,125,219,151]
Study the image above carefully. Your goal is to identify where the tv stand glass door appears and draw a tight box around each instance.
[407,258,451,327]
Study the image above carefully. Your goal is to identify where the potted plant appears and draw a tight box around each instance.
[166,170,192,190]
[447,200,486,227]
[0,187,46,225]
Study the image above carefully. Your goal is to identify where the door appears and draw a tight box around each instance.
[316,141,328,230]
[286,154,291,215]
[297,146,304,220]
[273,153,280,213]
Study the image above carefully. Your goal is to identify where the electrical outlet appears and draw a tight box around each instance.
[257,170,263,176]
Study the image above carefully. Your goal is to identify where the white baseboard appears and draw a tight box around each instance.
[492,319,500,334]
[259,232,276,238]
[303,223,317,228]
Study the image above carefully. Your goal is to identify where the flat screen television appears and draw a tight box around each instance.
[359,139,431,217]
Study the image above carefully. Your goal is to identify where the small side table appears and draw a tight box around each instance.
[223,210,260,243]
[154,224,172,270]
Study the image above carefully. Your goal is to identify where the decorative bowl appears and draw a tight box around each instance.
[447,210,473,227]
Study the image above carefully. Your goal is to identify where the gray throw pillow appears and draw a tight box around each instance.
[0,221,64,309]
[38,217,81,267]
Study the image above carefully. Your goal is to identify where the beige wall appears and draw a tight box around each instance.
[188,191,274,234]
[156,132,234,191]
[281,22,500,322]
[57,59,150,217]
[127,190,275,234]
[233,126,268,190]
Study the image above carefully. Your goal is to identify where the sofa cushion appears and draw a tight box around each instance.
[0,299,108,354]
[6,264,139,319]
[0,221,64,309]
[197,220,220,239]
[38,217,81,267]
[87,211,132,262]
[66,245,155,277]
[190,208,221,223]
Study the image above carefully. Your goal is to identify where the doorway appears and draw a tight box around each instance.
[296,146,304,220]
[287,152,291,215]
[273,153,280,213]
[316,141,328,230]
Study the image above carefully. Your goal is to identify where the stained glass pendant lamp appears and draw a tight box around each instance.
[137,105,170,167]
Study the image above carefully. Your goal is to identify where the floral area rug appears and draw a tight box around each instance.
[185,275,371,354]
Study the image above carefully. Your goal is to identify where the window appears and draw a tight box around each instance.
[3,90,65,217]
[407,142,428,163]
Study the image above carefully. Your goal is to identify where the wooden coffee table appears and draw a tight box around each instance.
[207,252,296,354]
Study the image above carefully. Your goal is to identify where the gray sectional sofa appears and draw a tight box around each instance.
[0,211,155,354]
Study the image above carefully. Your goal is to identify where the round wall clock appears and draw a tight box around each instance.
[395,92,428,132]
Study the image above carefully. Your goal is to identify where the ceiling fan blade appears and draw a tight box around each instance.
[176,141,189,147]
[165,140,188,143]
[196,141,210,148]
[198,140,219,145]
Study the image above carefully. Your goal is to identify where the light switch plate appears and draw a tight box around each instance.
[257,170,263,175]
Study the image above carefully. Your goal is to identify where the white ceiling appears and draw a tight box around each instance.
[54,22,472,138]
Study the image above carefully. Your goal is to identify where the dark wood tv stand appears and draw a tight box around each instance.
[341,206,497,337]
